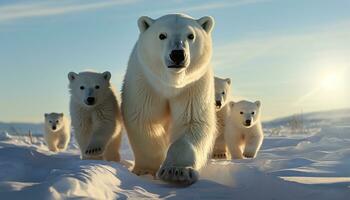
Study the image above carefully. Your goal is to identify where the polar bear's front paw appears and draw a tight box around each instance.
[157,166,199,185]
[85,144,104,156]
[57,143,66,150]
[132,168,156,176]
[243,151,257,158]
[49,148,59,153]
[212,152,227,159]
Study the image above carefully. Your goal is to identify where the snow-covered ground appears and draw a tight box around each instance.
[1,109,350,199]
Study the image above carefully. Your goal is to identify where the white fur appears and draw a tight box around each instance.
[214,76,232,110]
[212,76,232,159]
[225,100,264,159]
[68,71,122,162]
[122,14,216,185]
[44,113,70,152]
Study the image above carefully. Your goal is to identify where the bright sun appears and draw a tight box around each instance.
[320,73,340,90]
[295,61,348,105]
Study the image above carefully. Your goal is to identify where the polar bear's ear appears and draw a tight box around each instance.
[59,113,64,117]
[102,71,111,81]
[197,16,215,34]
[255,101,261,108]
[44,113,48,118]
[68,72,78,82]
[226,78,231,85]
[138,16,154,33]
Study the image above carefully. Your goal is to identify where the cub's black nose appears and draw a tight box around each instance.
[245,120,252,125]
[216,100,222,107]
[52,126,57,130]
[86,97,95,105]
[169,50,185,65]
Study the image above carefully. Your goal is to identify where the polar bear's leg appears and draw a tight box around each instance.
[158,109,216,185]
[227,142,244,159]
[57,132,70,151]
[243,133,263,158]
[49,146,59,152]
[48,137,59,152]
[126,121,168,176]
[48,143,59,152]
[158,87,216,184]
[122,78,169,176]
[73,127,92,159]
[84,121,116,157]
[224,130,244,159]
[212,133,228,159]
[213,106,230,159]
[103,129,122,162]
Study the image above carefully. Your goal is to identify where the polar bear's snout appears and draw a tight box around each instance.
[85,97,96,106]
[169,50,186,67]
[242,115,254,128]
[215,100,222,109]
[215,93,224,109]
[245,119,252,126]
[167,39,189,69]
[83,88,97,106]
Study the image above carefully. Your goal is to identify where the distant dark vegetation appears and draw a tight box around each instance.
[0,122,43,135]
[263,108,350,136]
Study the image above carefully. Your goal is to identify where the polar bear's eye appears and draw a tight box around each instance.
[240,112,244,115]
[49,120,52,123]
[95,85,100,89]
[188,33,194,40]
[159,33,167,40]
[251,112,255,115]
[80,86,85,90]
[56,120,59,123]
[222,91,225,95]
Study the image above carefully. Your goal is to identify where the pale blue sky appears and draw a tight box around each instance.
[0,0,349,122]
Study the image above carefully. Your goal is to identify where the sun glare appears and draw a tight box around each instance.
[320,72,340,90]
[295,65,348,105]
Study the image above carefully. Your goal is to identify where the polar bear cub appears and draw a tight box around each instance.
[122,14,216,185]
[214,77,232,110]
[212,77,232,159]
[68,71,122,162]
[225,100,264,159]
[44,113,70,152]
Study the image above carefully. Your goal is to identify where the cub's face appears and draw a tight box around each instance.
[137,14,214,87]
[214,77,231,110]
[230,100,261,128]
[45,113,64,132]
[68,71,111,108]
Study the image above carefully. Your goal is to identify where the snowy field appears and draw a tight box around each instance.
[0,109,350,199]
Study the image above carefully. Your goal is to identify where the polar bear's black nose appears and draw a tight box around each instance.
[86,97,95,105]
[52,126,57,130]
[169,50,185,65]
[245,120,251,125]
[215,101,222,108]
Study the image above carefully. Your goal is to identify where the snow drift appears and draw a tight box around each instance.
[0,109,350,199]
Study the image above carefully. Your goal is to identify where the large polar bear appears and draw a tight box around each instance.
[225,100,264,159]
[44,113,70,152]
[212,77,232,159]
[122,14,216,185]
[68,71,122,162]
